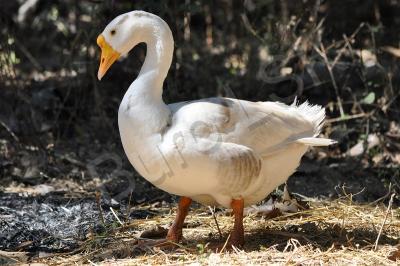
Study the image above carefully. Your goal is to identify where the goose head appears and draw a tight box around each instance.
[96,11,167,80]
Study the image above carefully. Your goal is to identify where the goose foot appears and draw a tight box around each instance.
[136,196,192,250]
[208,198,245,252]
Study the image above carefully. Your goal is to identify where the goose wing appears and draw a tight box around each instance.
[167,97,333,157]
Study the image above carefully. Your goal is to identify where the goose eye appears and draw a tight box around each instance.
[110,30,116,36]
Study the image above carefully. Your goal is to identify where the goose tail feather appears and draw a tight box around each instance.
[296,137,337,146]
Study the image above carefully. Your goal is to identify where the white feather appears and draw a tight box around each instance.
[296,137,337,146]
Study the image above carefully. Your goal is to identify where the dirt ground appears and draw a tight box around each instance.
[2,196,397,265]
[1,168,399,264]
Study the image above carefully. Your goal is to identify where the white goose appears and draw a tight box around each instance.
[97,10,336,248]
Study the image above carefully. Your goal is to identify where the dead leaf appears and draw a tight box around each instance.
[244,185,301,217]
[5,184,55,195]
[356,49,377,67]
[388,244,400,261]
[16,241,33,251]
[0,250,29,264]
[391,154,400,164]
[348,134,380,157]
[372,154,384,165]
[139,225,168,239]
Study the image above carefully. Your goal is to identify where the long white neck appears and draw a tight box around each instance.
[133,15,174,99]
[118,14,173,136]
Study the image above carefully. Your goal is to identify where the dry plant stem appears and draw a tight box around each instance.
[110,207,124,226]
[383,92,399,113]
[332,24,365,68]
[374,193,395,251]
[219,234,231,253]
[125,190,133,223]
[14,37,42,71]
[240,13,267,45]
[87,259,97,266]
[314,43,345,118]
[369,183,392,206]
[209,206,223,240]
[0,120,19,142]
[229,198,245,248]
[95,191,105,225]
[326,112,368,124]
[167,196,192,242]
[183,1,191,41]
[326,22,365,51]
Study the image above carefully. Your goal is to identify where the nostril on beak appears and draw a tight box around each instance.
[101,57,105,64]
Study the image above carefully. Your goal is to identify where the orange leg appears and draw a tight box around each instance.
[166,196,192,242]
[137,197,192,249]
[228,198,245,248]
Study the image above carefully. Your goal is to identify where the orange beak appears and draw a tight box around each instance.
[96,34,120,80]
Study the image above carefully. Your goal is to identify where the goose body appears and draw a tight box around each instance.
[119,96,330,208]
[97,10,335,246]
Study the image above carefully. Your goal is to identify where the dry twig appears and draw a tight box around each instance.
[374,193,395,251]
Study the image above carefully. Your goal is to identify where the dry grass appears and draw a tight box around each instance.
[36,197,400,265]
